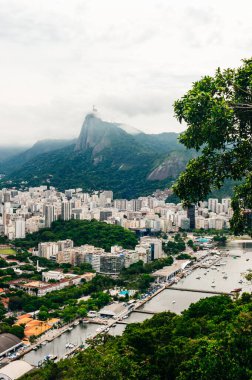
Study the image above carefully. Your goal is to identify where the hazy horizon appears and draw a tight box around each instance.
[0,111,182,148]
[1,0,252,146]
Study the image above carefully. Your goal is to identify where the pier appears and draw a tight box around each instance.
[166,286,232,296]
[133,310,156,315]
[134,285,165,310]
[117,321,128,325]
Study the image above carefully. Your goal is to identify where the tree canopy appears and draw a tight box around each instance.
[21,294,252,380]
[13,219,138,252]
[173,58,252,235]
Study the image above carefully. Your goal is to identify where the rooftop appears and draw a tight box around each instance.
[0,333,21,355]
[0,360,33,379]
[100,302,127,316]
[152,260,191,277]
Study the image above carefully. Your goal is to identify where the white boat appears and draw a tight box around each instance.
[44,354,57,362]
[41,341,47,346]
[74,321,79,326]
[82,319,89,324]
[68,326,73,331]
[172,300,176,304]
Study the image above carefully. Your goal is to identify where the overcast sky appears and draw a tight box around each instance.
[0,0,252,146]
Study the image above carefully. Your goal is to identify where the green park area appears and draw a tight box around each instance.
[0,248,16,255]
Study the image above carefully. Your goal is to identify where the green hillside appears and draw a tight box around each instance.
[0,115,195,198]
[2,114,231,199]
[13,219,138,252]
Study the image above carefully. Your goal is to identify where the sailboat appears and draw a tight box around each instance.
[211,279,216,288]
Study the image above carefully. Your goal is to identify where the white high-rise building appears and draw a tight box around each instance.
[222,198,231,213]
[44,204,56,228]
[208,198,218,213]
[38,242,59,259]
[61,201,72,221]
[15,218,26,238]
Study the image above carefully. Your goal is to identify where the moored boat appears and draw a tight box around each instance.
[82,318,89,324]
[232,288,242,292]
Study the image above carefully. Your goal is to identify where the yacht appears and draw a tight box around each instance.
[172,300,176,304]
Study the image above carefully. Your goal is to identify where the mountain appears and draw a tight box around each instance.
[75,113,137,154]
[0,146,28,163]
[0,113,195,198]
[0,138,76,174]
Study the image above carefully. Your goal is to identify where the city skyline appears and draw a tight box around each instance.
[1,0,252,146]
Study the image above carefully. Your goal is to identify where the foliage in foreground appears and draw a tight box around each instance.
[13,219,138,251]
[21,294,252,380]
[173,58,252,235]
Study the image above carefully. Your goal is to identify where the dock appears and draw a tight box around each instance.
[134,285,165,310]
[166,286,232,296]
[133,310,155,315]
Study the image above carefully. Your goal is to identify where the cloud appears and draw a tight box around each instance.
[0,0,251,145]
[99,93,169,117]
[185,6,216,25]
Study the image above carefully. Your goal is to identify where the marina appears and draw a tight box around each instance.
[22,239,251,366]
[23,323,101,366]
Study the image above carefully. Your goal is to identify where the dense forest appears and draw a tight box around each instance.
[13,219,138,251]
[21,294,252,380]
